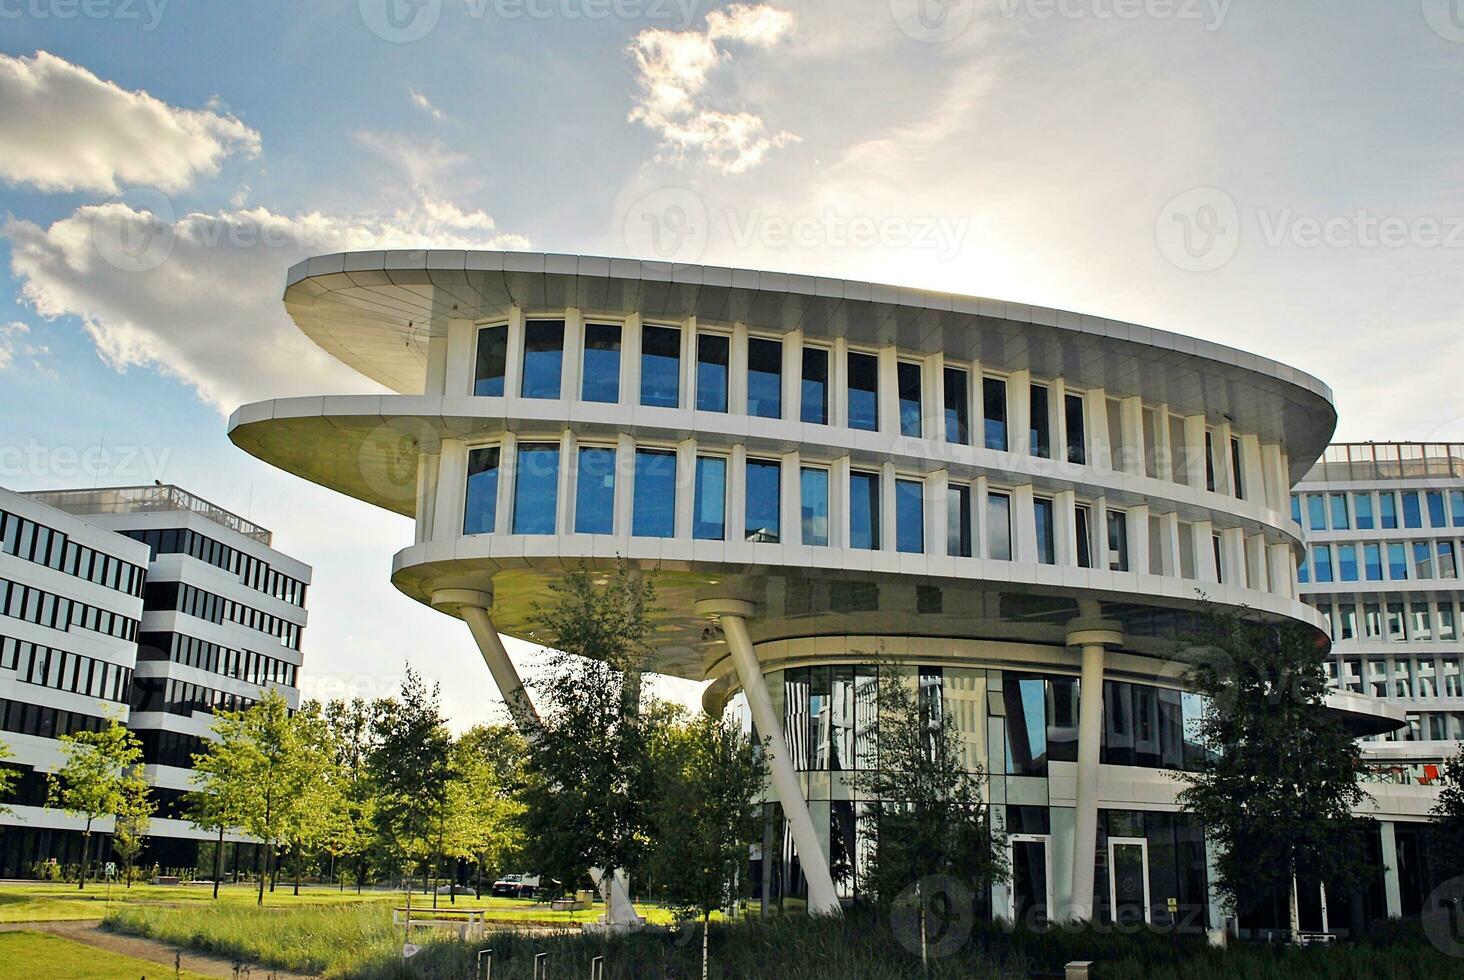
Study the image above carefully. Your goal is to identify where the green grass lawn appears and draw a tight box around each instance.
[0,931,217,980]
[0,881,394,923]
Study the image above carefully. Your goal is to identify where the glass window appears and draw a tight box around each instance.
[1075,505,1093,568]
[847,352,879,431]
[574,446,616,534]
[580,323,621,403]
[745,459,782,542]
[632,449,677,537]
[800,467,829,546]
[473,325,507,397]
[1307,495,1326,532]
[1230,438,1244,498]
[1312,545,1333,583]
[987,491,1012,560]
[1291,495,1302,525]
[1338,543,1359,582]
[849,471,881,550]
[512,444,560,534]
[1065,393,1086,465]
[520,319,564,399]
[1439,541,1457,579]
[944,367,969,443]
[1213,534,1225,583]
[641,325,681,408]
[1033,497,1055,565]
[1427,490,1447,528]
[1452,489,1464,527]
[747,337,783,419]
[693,456,726,540]
[1380,492,1399,529]
[1364,603,1382,637]
[1403,491,1423,528]
[895,479,924,554]
[947,483,972,557]
[463,447,500,534]
[1364,542,1383,580]
[1004,675,1048,776]
[800,347,829,424]
[1329,493,1349,530]
[897,362,922,437]
[1107,509,1129,572]
[1338,605,1357,640]
[1354,493,1374,529]
[1414,541,1434,579]
[1389,542,1409,580]
[1204,431,1217,492]
[696,334,729,412]
[1387,602,1406,639]
[983,377,1008,451]
[1029,384,1051,458]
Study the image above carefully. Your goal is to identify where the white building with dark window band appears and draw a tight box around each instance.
[227,250,1437,932]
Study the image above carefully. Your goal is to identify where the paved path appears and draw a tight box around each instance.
[0,920,319,979]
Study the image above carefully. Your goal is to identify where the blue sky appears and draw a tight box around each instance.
[2,0,1463,727]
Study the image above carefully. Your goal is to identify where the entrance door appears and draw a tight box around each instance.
[1009,835,1052,927]
[1108,837,1150,926]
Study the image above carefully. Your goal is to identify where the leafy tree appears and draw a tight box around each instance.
[854,661,1005,951]
[521,562,658,905]
[323,698,377,891]
[454,724,528,898]
[45,718,148,890]
[110,778,154,887]
[0,738,16,817]
[279,703,343,896]
[649,711,767,980]
[1429,748,1464,881]
[1176,613,1370,936]
[185,721,256,899]
[367,667,454,904]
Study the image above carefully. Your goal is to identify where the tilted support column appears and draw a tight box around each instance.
[434,589,642,926]
[1065,620,1123,922]
[696,599,842,916]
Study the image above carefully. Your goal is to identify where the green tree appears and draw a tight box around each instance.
[649,711,767,980]
[279,703,343,896]
[1176,613,1370,936]
[367,667,454,904]
[521,562,658,904]
[1430,748,1464,881]
[110,778,154,887]
[854,661,1005,954]
[0,738,17,817]
[454,725,527,898]
[323,698,377,891]
[185,721,255,899]
[45,718,148,890]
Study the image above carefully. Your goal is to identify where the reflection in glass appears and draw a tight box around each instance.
[986,491,1012,560]
[520,319,564,399]
[1004,675,1048,775]
[848,352,879,431]
[746,459,781,542]
[944,367,969,443]
[898,361,922,437]
[895,479,924,554]
[632,449,676,537]
[849,471,881,549]
[747,338,783,419]
[800,467,829,546]
[696,334,729,412]
[947,483,972,557]
[801,347,829,424]
[1107,510,1129,571]
[1029,384,1051,458]
[474,325,506,396]
[693,456,726,540]
[463,447,500,534]
[1033,497,1055,565]
[1065,393,1086,465]
[581,323,621,403]
[640,325,681,407]
[512,444,560,535]
[574,446,616,534]
[983,377,1008,451]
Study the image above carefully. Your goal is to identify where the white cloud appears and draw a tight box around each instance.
[0,50,260,194]
[408,88,447,122]
[0,320,51,375]
[3,194,529,414]
[627,4,797,175]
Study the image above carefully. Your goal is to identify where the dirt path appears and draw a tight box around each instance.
[0,920,319,979]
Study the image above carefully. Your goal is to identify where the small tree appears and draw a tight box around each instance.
[649,711,767,980]
[855,660,1005,959]
[521,562,658,906]
[1430,748,1464,882]
[185,722,255,899]
[110,779,154,886]
[46,719,148,890]
[1176,612,1369,936]
[454,725,527,898]
[324,698,378,891]
[0,738,17,817]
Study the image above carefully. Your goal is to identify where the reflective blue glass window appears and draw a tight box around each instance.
[944,367,969,443]
[1312,546,1332,583]
[696,334,729,412]
[986,491,1012,560]
[1452,489,1464,527]
[847,352,879,432]
[512,444,560,535]
[898,362,922,437]
[1388,542,1408,579]
[640,325,681,408]
[1380,492,1399,528]
[1439,541,1457,578]
[1403,491,1422,528]
[693,456,726,540]
[983,377,1008,451]
[1364,542,1383,581]
[574,447,616,534]
[849,471,881,550]
[947,483,972,557]
[581,323,621,403]
[1291,495,1302,525]
[463,448,500,535]
[800,467,829,546]
[1329,493,1349,530]
[1338,544,1359,582]
[747,338,782,419]
[1003,675,1048,776]
[1354,493,1374,529]
[1029,384,1051,459]
[1066,394,1087,465]
[1427,491,1447,527]
[801,347,828,424]
[1297,555,1309,584]
[521,319,564,399]
[745,459,781,542]
[895,479,924,554]
[1307,494,1326,531]
[474,326,506,396]
[1414,541,1434,579]
[1033,497,1055,565]
[632,449,677,537]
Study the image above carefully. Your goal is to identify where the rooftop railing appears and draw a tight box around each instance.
[1304,442,1464,483]
[23,484,273,545]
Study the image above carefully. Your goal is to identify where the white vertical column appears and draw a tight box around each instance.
[562,309,584,404]
[1009,370,1032,457]
[558,430,577,535]
[435,440,469,539]
[830,338,849,429]
[674,438,696,540]
[1159,512,1181,577]
[877,347,900,436]
[1127,504,1150,574]
[504,307,525,400]
[831,456,851,549]
[880,461,898,551]
[1119,396,1145,476]
[614,434,636,535]
[927,469,949,557]
[730,323,750,416]
[1183,416,1208,489]
[425,328,450,396]
[1085,388,1110,471]
[416,450,440,544]
[1195,520,1219,583]
[926,352,945,442]
[729,444,749,546]
[621,314,642,409]
[1269,542,1296,599]
[1222,527,1247,588]
[1055,490,1078,566]
[1012,484,1038,563]
[1261,444,1289,513]
[1246,535,1269,592]
[781,331,802,422]
[443,318,474,396]
[1240,435,1265,503]
[678,316,695,411]
[494,432,517,534]
[1065,623,1121,922]
[781,450,801,545]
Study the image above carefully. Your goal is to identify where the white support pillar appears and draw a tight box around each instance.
[697,599,842,916]
[1065,620,1122,922]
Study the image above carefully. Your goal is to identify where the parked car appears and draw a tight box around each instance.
[434,883,473,895]
[491,873,540,899]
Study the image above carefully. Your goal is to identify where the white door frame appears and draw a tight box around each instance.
[1007,833,1054,922]
[1107,836,1151,925]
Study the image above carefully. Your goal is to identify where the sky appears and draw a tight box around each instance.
[1,0,1462,729]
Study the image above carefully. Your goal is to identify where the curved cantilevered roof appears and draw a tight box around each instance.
[279,250,1337,478]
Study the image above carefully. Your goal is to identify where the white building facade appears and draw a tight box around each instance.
[229,250,1428,933]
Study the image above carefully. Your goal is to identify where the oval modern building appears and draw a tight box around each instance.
[229,251,1411,931]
